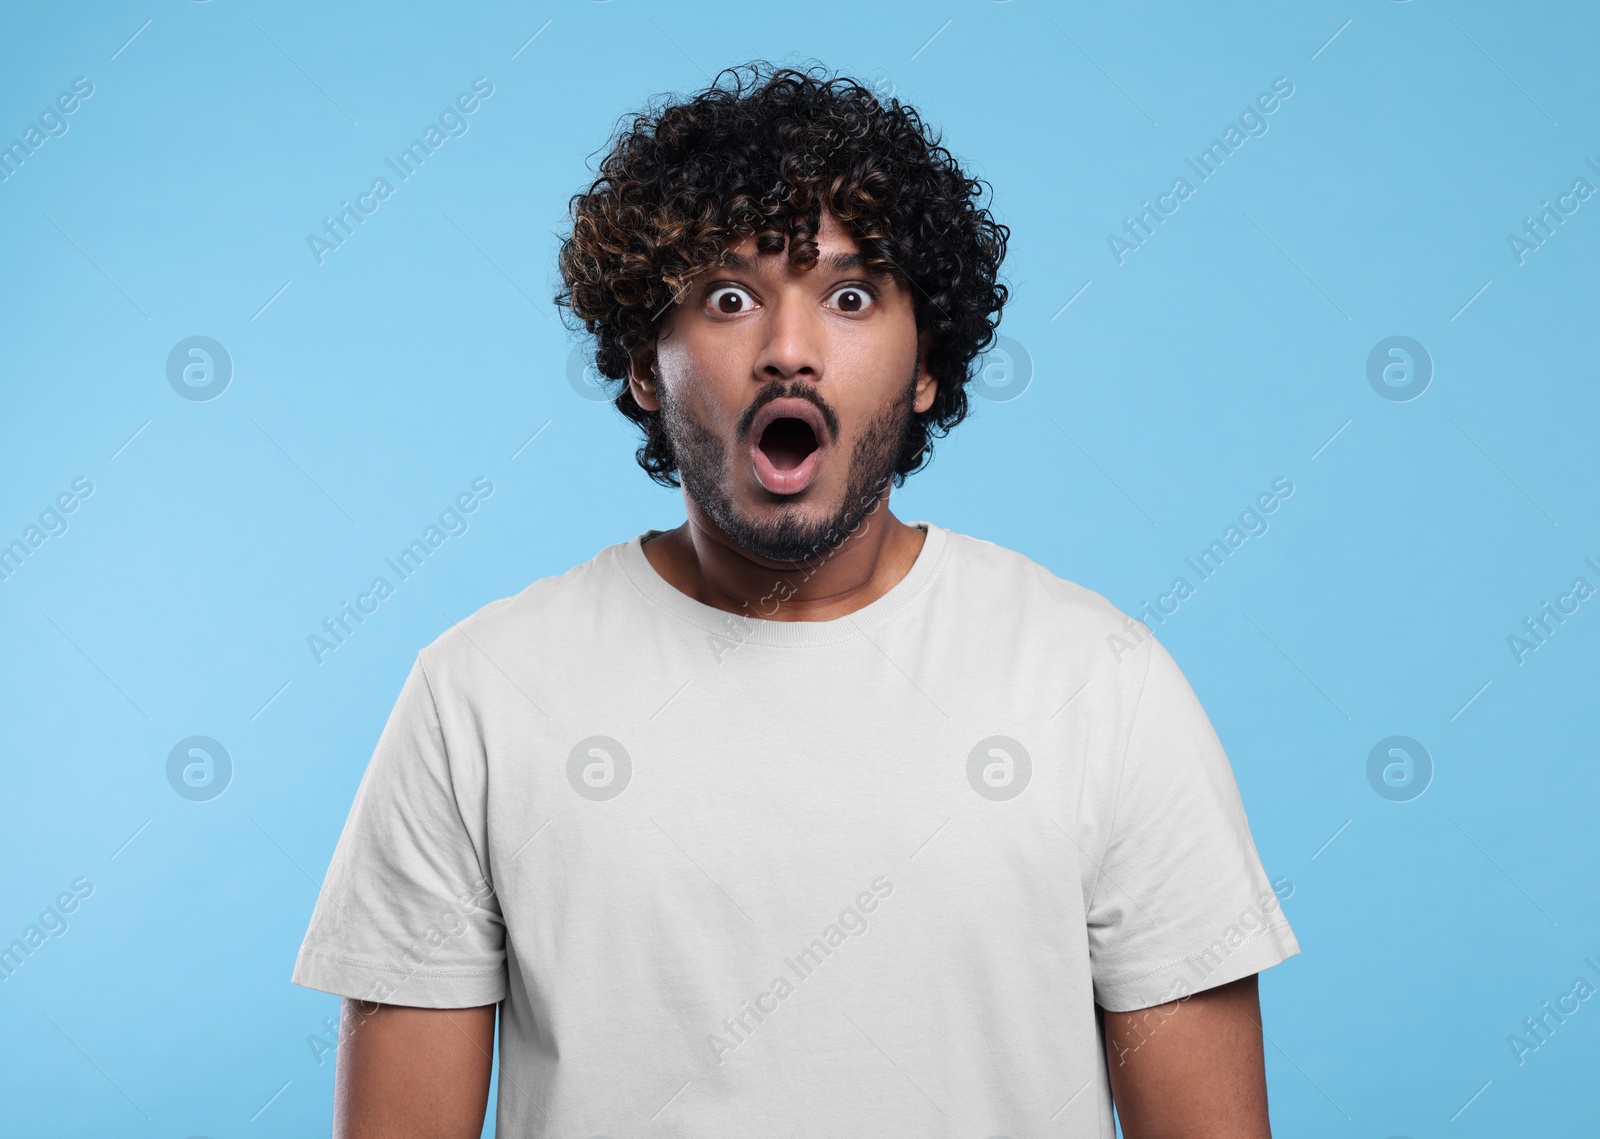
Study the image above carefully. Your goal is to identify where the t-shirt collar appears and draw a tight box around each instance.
[617,520,949,648]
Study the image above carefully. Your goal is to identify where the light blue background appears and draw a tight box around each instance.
[3,0,1597,1135]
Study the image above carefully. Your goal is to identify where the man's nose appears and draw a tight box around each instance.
[752,295,824,383]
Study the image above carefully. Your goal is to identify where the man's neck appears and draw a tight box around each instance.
[640,498,926,623]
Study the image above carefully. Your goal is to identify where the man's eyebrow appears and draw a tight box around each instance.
[716,250,886,275]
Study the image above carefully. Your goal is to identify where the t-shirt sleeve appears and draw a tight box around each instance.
[290,652,507,1008]
[1085,634,1299,1012]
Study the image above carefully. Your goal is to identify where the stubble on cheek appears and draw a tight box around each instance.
[657,377,734,516]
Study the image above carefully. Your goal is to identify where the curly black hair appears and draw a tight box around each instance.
[554,61,1010,489]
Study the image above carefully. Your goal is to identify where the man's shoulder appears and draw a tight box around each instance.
[941,526,1145,642]
[413,536,633,677]
[941,526,1177,709]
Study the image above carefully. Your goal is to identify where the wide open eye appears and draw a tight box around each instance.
[706,285,756,315]
[827,285,875,314]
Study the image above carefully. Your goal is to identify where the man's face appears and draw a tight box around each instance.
[631,210,937,565]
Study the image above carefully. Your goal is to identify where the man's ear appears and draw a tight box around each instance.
[627,353,660,412]
[913,330,937,415]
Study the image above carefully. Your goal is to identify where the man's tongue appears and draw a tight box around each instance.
[759,417,818,471]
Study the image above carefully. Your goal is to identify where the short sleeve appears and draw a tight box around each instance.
[290,653,507,1008]
[1086,636,1299,1011]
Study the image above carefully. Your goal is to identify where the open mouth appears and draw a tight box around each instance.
[748,398,829,495]
[757,416,820,471]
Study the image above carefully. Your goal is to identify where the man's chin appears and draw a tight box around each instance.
[706,493,870,567]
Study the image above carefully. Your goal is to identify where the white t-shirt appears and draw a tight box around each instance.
[292,520,1299,1137]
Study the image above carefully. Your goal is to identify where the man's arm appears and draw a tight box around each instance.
[333,999,497,1139]
[1102,973,1273,1139]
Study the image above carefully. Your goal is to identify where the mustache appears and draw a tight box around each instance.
[736,382,840,444]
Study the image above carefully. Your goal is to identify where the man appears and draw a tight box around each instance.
[292,63,1300,1138]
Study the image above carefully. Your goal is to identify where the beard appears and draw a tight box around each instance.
[657,366,918,566]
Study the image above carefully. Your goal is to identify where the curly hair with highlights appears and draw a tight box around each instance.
[554,62,1011,489]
